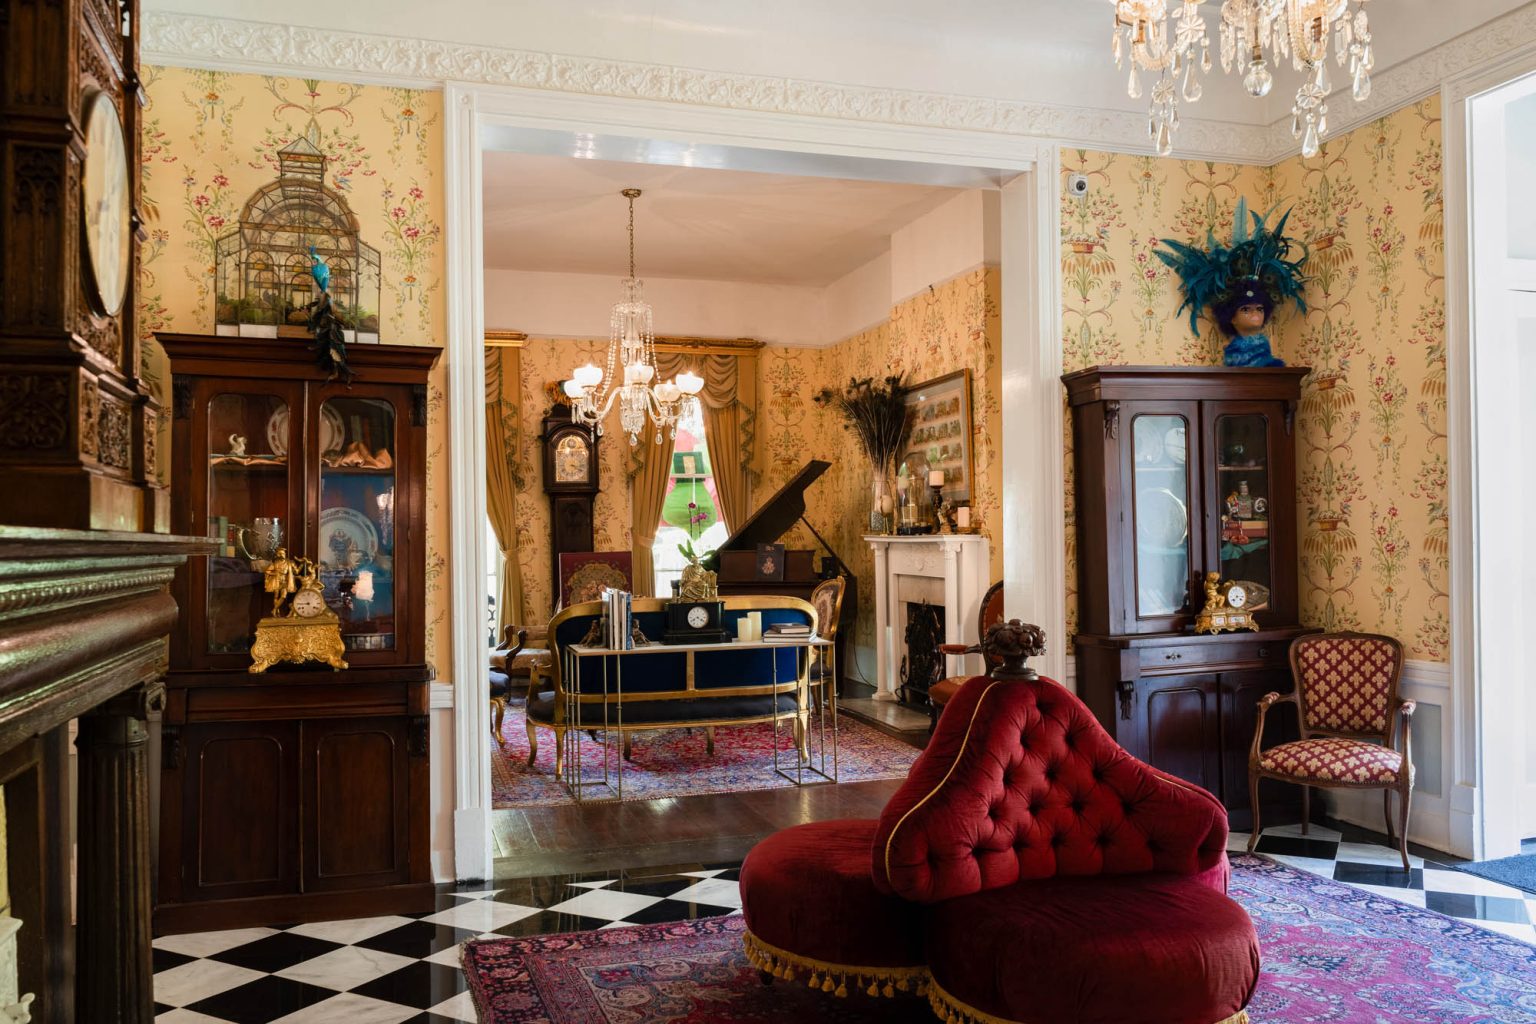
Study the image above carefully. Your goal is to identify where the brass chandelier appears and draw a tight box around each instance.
[1111,0,1375,158]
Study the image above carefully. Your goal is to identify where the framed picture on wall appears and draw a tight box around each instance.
[900,369,975,504]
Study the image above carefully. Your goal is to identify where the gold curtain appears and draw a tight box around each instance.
[485,345,527,630]
[656,350,759,532]
[628,431,677,598]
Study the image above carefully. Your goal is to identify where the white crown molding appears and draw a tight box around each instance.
[140,10,1273,164]
[1260,1,1536,162]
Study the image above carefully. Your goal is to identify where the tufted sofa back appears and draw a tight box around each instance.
[872,673,1230,904]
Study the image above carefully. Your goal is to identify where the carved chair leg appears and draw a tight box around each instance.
[623,733,633,761]
[1301,785,1310,835]
[1383,788,1396,842]
[1397,781,1413,871]
[525,719,538,768]
[1246,773,1263,853]
[554,728,565,777]
[706,726,715,756]
[490,698,507,748]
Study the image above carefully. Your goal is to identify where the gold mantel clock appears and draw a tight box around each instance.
[250,553,348,672]
[1193,572,1259,635]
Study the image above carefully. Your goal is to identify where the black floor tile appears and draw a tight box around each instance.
[1331,862,1423,888]
[349,960,469,1009]
[487,875,584,907]
[1254,835,1341,859]
[1424,891,1531,924]
[357,920,480,959]
[153,947,194,974]
[487,909,613,938]
[618,899,726,926]
[208,931,344,973]
[185,975,338,1024]
[399,1014,470,1024]
[605,876,700,898]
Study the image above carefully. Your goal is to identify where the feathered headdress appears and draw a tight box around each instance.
[1155,200,1309,337]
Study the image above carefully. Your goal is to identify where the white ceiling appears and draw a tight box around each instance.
[480,153,960,285]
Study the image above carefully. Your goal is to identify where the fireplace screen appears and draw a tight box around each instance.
[899,600,945,705]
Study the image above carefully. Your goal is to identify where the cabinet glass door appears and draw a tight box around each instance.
[1213,413,1273,610]
[317,395,399,654]
[1130,412,1194,622]
[205,390,299,655]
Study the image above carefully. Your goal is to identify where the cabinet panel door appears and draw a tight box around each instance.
[1119,403,1203,633]
[1221,669,1300,828]
[1139,674,1222,798]
[303,717,410,891]
[181,722,300,901]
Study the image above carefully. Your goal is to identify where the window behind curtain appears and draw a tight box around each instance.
[652,402,729,596]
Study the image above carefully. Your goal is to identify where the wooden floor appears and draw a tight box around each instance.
[490,778,904,880]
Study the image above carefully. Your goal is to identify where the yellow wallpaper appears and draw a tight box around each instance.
[137,67,454,677]
[1060,95,1448,661]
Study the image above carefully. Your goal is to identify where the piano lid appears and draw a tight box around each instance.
[717,459,830,552]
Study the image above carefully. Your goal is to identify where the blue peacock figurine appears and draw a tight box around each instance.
[1155,200,1309,368]
[304,245,354,384]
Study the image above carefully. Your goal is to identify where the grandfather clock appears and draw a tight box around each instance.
[541,411,601,594]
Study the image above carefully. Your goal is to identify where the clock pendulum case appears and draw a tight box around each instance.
[540,411,601,591]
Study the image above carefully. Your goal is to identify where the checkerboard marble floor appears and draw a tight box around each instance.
[153,826,1536,1023]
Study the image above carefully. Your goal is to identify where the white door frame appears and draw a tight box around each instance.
[1443,44,1536,860]
[443,82,1065,880]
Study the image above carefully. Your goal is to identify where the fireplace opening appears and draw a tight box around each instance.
[899,601,945,706]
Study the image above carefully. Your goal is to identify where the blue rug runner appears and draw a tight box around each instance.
[1457,851,1536,896]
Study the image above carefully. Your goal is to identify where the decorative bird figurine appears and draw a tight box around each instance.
[308,245,330,294]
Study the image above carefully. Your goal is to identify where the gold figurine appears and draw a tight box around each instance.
[250,552,348,673]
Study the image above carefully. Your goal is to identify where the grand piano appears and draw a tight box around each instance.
[713,459,856,693]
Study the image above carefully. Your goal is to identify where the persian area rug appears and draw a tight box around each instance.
[1455,852,1536,897]
[492,715,920,808]
[463,857,1536,1024]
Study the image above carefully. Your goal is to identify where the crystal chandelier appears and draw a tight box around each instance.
[563,188,704,447]
[1113,0,1375,159]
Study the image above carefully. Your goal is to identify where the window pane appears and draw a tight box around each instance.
[1132,414,1190,618]
[654,403,726,596]
[1216,414,1272,609]
[319,397,396,651]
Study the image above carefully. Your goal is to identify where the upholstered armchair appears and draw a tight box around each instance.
[927,579,1003,732]
[742,621,1259,1024]
[488,624,553,749]
[1248,631,1416,869]
[808,576,846,704]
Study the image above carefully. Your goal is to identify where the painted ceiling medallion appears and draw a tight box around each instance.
[1111,0,1374,157]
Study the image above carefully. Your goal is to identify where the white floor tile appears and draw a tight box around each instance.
[546,888,663,921]
[156,1010,234,1024]
[447,888,502,900]
[1269,854,1341,877]
[1226,831,1251,853]
[568,880,617,889]
[1336,841,1424,868]
[420,900,540,932]
[1422,868,1531,900]
[425,941,476,968]
[270,992,419,1024]
[1263,822,1343,841]
[153,960,267,1007]
[1469,919,1536,944]
[677,869,729,879]
[275,946,415,991]
[667,878,743,908]
[154,927,279,958]
[428,990,481,1022]
[1350,883,1427,907]
[285,915,415,945]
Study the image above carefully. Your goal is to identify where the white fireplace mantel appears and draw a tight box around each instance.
[865,534,991,702]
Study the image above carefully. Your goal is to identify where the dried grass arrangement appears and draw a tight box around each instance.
[814,375,914,471]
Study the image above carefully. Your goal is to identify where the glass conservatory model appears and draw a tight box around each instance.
[214,137,380,343]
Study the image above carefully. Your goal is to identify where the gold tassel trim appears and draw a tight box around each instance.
[742,930,928,999]
[927,978,1249,1024]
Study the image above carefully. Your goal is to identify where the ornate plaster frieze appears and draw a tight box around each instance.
[140,10,1274,163]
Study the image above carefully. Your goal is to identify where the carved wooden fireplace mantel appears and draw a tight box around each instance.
[865,534,990,703]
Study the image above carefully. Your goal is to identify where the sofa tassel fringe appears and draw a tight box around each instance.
[742,931,928,1002]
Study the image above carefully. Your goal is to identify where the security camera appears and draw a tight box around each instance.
[1067,174,1090,197]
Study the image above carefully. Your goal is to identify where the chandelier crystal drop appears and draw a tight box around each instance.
[562,188,704,447]
[1114,0,1374,158]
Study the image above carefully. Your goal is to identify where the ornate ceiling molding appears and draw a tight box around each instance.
[141,10,1274,163]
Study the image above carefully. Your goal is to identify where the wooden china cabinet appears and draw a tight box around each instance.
[1064,366,1313,829]
[155,334,440,932]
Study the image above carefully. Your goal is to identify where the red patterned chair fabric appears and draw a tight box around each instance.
[1248,631,1416,870]
[741,622,1258,1024]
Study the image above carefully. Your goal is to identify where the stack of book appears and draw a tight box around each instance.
[602,588,634,650]
[763,621,813,644]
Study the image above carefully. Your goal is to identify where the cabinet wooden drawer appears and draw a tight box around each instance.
[1136,637,1292,673]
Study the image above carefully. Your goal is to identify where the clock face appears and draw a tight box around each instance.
[1226,585,1248,609]
[292,588,328,618]
[686,605,709,629]
[554,433,591,484]
[82,91,130,317]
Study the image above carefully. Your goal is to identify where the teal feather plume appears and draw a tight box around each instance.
[1155,201,1309,337]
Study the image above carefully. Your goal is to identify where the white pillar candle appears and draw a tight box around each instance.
[929,469,945,487]
[736,617,752,641]
[956,506,971,529]
[748,612,763,641]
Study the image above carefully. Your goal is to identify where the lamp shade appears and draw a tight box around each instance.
[562,378,585,398]
[573,363,604,388]
[676,370,704,396]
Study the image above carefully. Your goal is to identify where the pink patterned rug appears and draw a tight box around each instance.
[492,714,921,808]
[463,857,1536,1022]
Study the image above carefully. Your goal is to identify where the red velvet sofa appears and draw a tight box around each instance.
[741,622,1259,1024]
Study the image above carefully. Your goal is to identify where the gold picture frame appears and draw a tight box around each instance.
[900,369,975,503]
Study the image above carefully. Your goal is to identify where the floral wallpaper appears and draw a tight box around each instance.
[1059,95,1448,661]
[137,67,453,676]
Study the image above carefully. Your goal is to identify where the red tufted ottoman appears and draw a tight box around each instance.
[742,621,1259,1024]
[740,819,928,997]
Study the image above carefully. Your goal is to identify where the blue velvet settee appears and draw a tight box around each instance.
[524,596,823,773]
